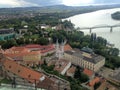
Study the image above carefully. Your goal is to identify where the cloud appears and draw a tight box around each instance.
[0,0,39,7]
[0,0,62,8]
[24,0,62,6]
[94,0,120,4]
[0,0,120,8]
[62,0,94,6]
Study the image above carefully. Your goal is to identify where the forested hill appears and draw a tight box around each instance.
[0,4,120,18]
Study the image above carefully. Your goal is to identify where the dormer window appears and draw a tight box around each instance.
[28,74,31,78]
[18,70,20,73]
[9,66,11,68]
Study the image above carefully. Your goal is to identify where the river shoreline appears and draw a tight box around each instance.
[65,8,120,51]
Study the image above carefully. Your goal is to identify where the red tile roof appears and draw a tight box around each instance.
[64,44,72,51]
[83,68,93,77]
[25,44,54,49]
[4,51,40,61]
[4,46,41,61]
[4,46,30,54]
[67,66,76,74]
[25,44,41,48]
[89,77,100,87]
[3,59,44,84]
[25,44,55,54]
[54,59,71,73]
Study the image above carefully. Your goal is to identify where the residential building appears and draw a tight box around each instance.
[54,59,71,75]
[64,50,105,72]
[97,81,118,90]
[39,24,50,30]
[25,44,55,56]
[4,46,41,66]
[0,28,15,40]
[66,66,76,77]
[2,58,57,90]
[88,77,100,87]
[83,68,94,79]
[64,44,73,51]
[108,68,120,86]
[0,55,71,90]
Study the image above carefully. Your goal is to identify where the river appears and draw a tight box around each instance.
[65,8,120,50]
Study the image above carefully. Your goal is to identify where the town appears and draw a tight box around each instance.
[0,5,120,90]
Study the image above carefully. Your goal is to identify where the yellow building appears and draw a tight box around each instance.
[64,50,105,72]
[4,46,41,66]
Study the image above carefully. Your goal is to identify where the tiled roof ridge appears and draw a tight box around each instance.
[3,59,44,83]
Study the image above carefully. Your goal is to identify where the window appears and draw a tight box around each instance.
[18,70,20,73]
[28,74,31,78]
[9,66,11,68]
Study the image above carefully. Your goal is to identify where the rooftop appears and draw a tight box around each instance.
[54,59,71,73]
[0,28,14,34]
[81,47,94,54]
[64,44,72,51]
[110,68,120,82]
[67,66,76,74]
[83,68,93,77]
[89,77,100,87]
[65,50,105,64]
[3,59,44,84]
[4,46,30,54]
[25,44,55,54]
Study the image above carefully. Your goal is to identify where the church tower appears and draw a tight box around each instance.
[55,39,66,59]
[55,39,59,58]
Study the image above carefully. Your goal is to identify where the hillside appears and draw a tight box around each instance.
[0,4,120,15]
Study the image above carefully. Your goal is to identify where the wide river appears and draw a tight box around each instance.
[65,8,120,50]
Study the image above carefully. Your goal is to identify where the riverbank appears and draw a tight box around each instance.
[65,8,120,51]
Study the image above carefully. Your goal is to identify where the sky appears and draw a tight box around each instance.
[0,0,120,8]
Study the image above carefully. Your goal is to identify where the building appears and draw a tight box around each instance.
[108,68,120,86]
[66,66,76,77]
[81,47,94,54]
[4,46,41,66]
[64,44,73,51]
[64,50,105,72]
[88,77,100,87]
[83,68,94,79]
[54,59,71,75]
[97,81,118,90]
[39,24,50,30]
[55,40,65,59]
[25,44,55,56]
[1,58,57,90]
[1,55,70,90]
[52,24,64,30]
[0,28,15,40]
[55,39,72,59]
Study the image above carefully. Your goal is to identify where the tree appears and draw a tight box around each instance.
[74,67,89,83]
[37,37,49,45]
[2,39,18,49]
[94,82,101,90]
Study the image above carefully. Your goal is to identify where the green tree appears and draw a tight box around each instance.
[37,37,49,45]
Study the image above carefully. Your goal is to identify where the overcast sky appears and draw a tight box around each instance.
[0,0,120,8]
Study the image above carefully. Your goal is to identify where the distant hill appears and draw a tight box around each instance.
[0,4,120,18]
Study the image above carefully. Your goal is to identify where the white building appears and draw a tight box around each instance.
[54,59,71,75]
[64,50,105,72]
